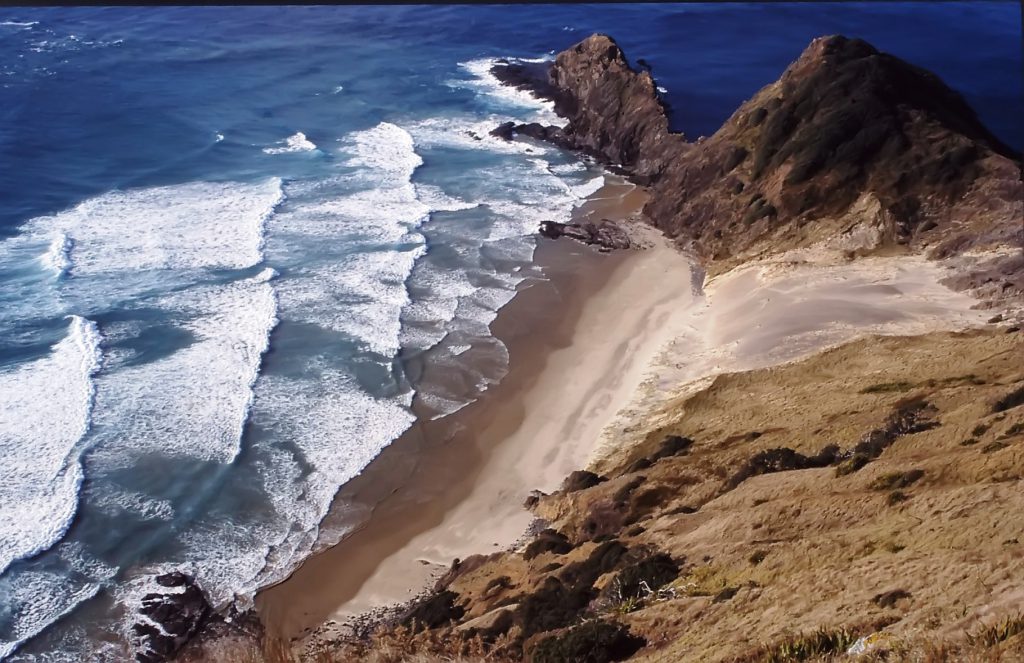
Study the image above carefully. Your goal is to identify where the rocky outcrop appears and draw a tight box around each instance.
[538,219,631,251]
[132,572,211,663]
[494,33,1023,304]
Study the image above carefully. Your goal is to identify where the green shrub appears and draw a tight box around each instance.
[530,620,646,663]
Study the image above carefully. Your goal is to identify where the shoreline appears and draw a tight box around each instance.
[254,177,696,644]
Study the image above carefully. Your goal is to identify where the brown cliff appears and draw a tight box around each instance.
[494,34,1023,303]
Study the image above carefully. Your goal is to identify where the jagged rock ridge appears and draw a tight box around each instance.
[493,33,1022,299]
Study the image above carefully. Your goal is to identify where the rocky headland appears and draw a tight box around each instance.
[185,33,1022,663]
[493,34,1023,310]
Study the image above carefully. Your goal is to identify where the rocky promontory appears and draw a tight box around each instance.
[494,34,1023,309]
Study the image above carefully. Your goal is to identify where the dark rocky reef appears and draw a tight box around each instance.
[538,219,631,252]
[493,33,1023,303]
[133,572,212,663]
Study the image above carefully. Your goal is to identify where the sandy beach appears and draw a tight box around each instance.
[255,177,697,642]
[255,166,996,648]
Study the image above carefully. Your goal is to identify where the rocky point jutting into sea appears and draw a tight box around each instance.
[180,33,1022,663]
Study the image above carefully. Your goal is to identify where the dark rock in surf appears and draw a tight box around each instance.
[539,219,631,252]
[133,572,212,663]
[490,121,517,140]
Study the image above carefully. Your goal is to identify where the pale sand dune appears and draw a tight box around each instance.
[592,248,990,466]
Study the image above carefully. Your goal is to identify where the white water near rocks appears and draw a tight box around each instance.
[0,53,605,661]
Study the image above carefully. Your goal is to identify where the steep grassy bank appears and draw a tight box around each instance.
[264,327,1024,662]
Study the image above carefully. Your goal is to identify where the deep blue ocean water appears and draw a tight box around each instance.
[0,3,1020,660]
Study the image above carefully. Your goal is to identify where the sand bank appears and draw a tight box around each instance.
[255,178,696,641]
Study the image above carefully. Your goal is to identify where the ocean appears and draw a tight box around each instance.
[0,3,1020,660]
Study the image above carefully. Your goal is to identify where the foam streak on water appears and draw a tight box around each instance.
[271,122,433,358]
[0,315,101,576]
[21,178,284,277]
[87,269,278,468]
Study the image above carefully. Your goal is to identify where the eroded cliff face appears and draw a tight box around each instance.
[494,34,1023,301]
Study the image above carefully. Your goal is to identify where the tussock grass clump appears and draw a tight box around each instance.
[561,470,606,493]
[968,614,1024,648]
[981,441,1009,454]
[887,490,909,506]
[835,453,871,476]
[993,385,1024,413]
[724,445,838,492]
[745,626,858,662]
[400,590,465,632]
[836,400,939,476]
[872,588,911,608]
[517,576,595,639]
[604,553,679,600]
[998,421,1024,439]
[860,381,915,394]
[529,620,645,663]
[580,499,628,543]
[483,576,512,598]
[612,476,646,505]
[869,469,925,491]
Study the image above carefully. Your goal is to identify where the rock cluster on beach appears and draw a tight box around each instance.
[493,33,1023,305]
[132,572,211,663]
[537,219,631,251]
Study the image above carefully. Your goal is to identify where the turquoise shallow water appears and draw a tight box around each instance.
[0,4,1019,659]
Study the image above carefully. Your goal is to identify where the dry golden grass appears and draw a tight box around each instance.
[211,330,1024,663]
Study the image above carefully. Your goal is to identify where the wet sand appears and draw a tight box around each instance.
[255,178,696,640]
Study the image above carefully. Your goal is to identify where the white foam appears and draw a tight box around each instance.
[0,20,37,28]
[277,248,423,357]
[656,86,668,94]
[347,121,422,183]
[332,85,344,94]
[0,563,105,660]
[572,174,605,199]
[454,57,566,127]
[268,123,436,357]
[41,231,72,277]
[107,365,417,616]
[234,367,415,601]
[21,178,284,277]
[87,271,277,468]
[415,183,479,213]
[215,132,225,142]
[0,315,102,576]
[90,488,175,521]
[406,114,551,156]
[263,131,317,155]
